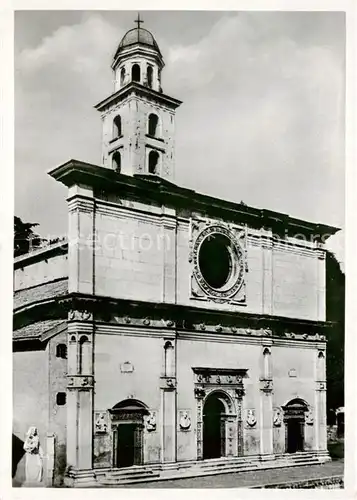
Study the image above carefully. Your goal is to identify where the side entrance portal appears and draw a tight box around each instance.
[109,399,148,468]
[115,424,141,468]
[286,418,304,453]
[283,398,308,454]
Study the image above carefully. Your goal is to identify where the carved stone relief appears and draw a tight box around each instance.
[179,411,191,431]
[145,411,157,432]
[273,407,283,427]
[306,407,314,425]
[95,412,108,434]
[245,409,257,428]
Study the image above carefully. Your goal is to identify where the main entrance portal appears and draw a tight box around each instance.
[203,393,226,459]
[282,398,308,454]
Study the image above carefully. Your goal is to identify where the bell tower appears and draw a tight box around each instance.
[95,15,182,181]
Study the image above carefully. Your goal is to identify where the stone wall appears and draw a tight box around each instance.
[48,331,68,485]
[91,325,321,467]
[91,197,324,322]
[14,252,67,292]
[93,329,163,466]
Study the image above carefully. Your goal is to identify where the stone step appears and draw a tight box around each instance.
[106,468,155,478]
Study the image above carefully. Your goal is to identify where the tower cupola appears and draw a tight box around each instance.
[112,14,164,93]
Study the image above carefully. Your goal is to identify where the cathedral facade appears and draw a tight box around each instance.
[13,20,338,487]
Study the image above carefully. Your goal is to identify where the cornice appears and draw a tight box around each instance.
[48,160,339,240]
[55,292,333,339]
[14,241,68,269]
[94,82,182,113]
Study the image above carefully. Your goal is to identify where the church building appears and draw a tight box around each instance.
[13,18,339,487]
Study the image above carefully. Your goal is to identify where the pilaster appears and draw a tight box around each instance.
[160,338,177,463]
[259,342,273,456]
[66,310,94,471]
[67,185,95,295]
[261,228,273,315]
[161,211,177,304]
[315,348,327,451]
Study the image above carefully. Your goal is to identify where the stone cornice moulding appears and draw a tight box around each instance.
[48,160,339,241]
[94,82,182,113]
[54,292,334,337]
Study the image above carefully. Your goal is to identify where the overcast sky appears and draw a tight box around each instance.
[15,10,345,263]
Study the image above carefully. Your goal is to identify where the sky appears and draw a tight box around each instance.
[14,10,345,264]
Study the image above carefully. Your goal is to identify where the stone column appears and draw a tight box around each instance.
[160,339,177,463]
[66,312,94,471]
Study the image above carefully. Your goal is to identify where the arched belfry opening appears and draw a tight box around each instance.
[203,392,230,459]
[120,67,125,86]
[148,150,159,174]
[113,115,122,138]
[132,63,141,83]
[112,151,121,173]
[147,65,153,88]
[282,398,309,453]
[109,399,149,468]
[148,113,159,137]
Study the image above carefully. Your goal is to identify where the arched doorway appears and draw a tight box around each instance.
[109,399,149,468]
[282,398,308,453]
[203,392,228,459]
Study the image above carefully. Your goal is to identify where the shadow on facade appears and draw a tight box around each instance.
[12,433,25,486]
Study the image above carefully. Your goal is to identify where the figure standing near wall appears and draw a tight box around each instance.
[23,427,44,486]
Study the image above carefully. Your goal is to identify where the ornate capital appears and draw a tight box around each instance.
[67,375,94,390]
[260,378,273,393]
[160,376,176,390]
[316,381,326,391]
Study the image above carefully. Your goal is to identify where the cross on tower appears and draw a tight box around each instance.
[135,13,144,29]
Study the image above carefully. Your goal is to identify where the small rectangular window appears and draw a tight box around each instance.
[56,392,66,406]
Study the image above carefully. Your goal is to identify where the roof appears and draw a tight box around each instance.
[14,278,68,312]
[13,319,66,341]
[114,27,162,60]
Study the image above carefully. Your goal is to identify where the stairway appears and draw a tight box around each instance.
[98,466,161,486]
[72,451,331,486]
